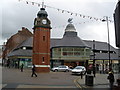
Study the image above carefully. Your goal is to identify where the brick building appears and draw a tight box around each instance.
[2,27,33,66]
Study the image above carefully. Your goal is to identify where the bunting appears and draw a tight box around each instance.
[52,20,93,29]
[18,0,113,23]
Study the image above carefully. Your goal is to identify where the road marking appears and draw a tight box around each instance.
[74,77,82,89]
[1,84,7,88]
[17,85,76,88]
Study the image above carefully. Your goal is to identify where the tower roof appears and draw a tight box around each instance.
[37,8,48,18]
[65,23,76,32]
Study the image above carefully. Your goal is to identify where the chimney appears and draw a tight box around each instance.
[22,27,26,30]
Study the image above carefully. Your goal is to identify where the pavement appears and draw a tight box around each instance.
[2,67,79,89]
[1,66,120,90]
[76,73,120,89]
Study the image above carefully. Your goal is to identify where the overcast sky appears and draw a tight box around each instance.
[1,0,118,48]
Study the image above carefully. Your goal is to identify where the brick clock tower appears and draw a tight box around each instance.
[32,8,51,73]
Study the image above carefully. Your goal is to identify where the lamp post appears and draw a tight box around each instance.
[102,16,111,70]
[93,40,96,77]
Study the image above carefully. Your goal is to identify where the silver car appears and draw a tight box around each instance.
[71,66,86,75]
[51,65,70,72]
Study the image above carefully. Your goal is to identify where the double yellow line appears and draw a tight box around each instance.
[74,77,83,89]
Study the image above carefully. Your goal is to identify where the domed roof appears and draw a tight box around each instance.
[37,8,48,17]
[56,35,89,47]
[65,24,76,32]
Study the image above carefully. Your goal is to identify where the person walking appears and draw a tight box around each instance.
[31,64,37,77]
[107,69,115,90]
[20,63,24,72]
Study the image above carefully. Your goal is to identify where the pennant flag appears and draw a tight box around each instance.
[18,0,21,2]
[96,18,98,21]
[32,2,34,5]
[76,13,77,16]
[44,5,46,8]
[26,1,28,4]
[71,13,73,15]
[79,14,81,17]
[67,11,70,13]
[62,10,64,13]
[38,4,40,7]
[83,15,85,18]
[90,17,92,19]
[100,19,102,21]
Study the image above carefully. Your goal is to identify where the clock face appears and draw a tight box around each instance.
[42,19,47,24]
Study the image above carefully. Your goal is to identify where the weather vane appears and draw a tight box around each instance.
[68,18,73,24]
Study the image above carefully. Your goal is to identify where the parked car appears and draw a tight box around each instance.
[71,66,86,75]
[51,65,70,72]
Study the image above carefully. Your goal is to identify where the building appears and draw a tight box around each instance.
[2,6,119,73]
[2,27,33,67]
[32,7,51,72]
[114,0,120,72]
[5,22,119,72]
[114,0,120,48]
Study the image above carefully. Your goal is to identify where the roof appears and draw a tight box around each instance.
[50,31,90,48]
[91,53,118,60]
[65,24,76,32]
[37,8,48,17]
[8,49,32,57]
[83,40,116,51]
[16,37,33,49]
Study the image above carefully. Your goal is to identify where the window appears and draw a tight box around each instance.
[42,57,45,63]
[63,52,67,55]
[43,36,45,41]
[74,52,80,56]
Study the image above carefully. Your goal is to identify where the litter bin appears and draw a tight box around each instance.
[85,74,94,86]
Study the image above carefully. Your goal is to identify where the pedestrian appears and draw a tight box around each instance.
[107,69,115,90]
[20,63,24,72]
[15,62,17,68]
[7,59,10,68]
[31,64,37,77]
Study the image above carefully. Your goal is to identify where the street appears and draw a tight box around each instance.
[2,67,81,89]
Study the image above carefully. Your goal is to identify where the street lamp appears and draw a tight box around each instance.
[102,16,111,70]
[93,40,96,77]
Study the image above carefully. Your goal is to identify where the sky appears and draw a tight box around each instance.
[1,0,118,48]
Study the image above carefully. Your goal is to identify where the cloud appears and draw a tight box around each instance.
[1,0,117,48]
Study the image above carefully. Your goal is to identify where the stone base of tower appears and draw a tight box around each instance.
[35,67,50,73]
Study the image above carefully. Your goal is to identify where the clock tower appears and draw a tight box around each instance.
[33,8,51,73]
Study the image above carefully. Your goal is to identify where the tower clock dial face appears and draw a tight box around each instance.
[42,19,47,24]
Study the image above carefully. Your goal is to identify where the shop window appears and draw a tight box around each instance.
[63,52,67,55]
[74,52,80,56]
[67,52,73,56]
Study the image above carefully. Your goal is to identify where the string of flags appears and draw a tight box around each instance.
[52,20,94,29]
[18,0,113,23]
